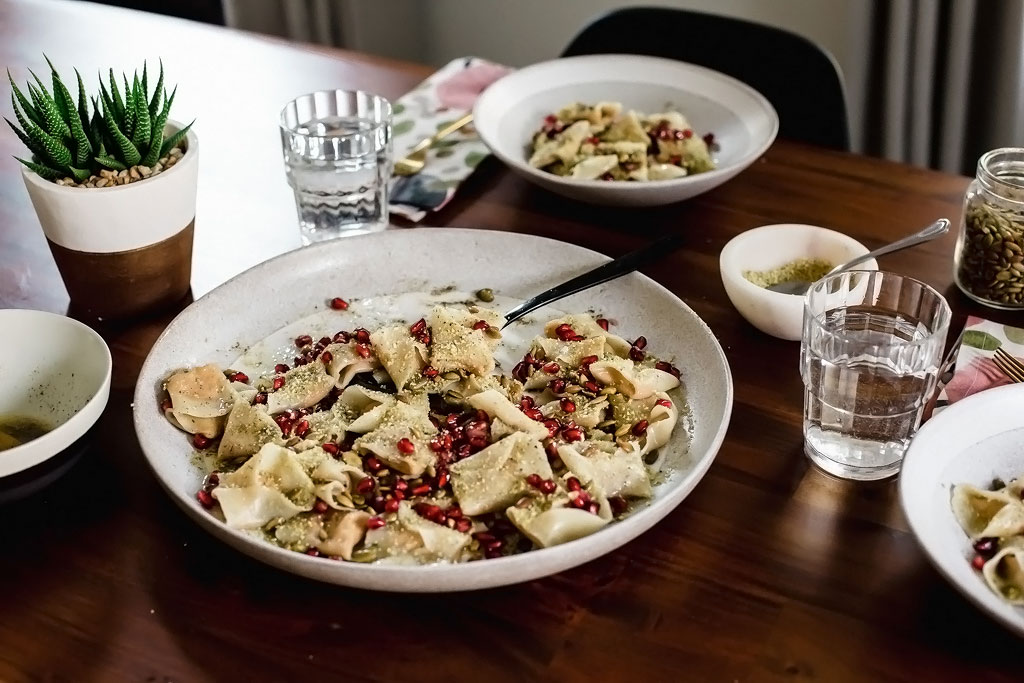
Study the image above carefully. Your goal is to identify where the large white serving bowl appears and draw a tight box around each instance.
[0,309,111,500]
[900,383,1024,637]
[133,228,733,592]
[473,54,778,207]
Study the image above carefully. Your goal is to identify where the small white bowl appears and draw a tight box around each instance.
[719,224,878,341]
[473,54,778,207]
[0,309,111,500]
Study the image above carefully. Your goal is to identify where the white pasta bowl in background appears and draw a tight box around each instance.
[133,228,733,592]
[473,54,778,207]
[900,383,1024,637]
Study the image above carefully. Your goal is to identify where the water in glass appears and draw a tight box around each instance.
[800,272,950,481]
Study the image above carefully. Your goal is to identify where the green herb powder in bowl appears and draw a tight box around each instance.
[742,258,834,289]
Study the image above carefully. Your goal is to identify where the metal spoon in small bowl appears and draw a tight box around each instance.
[765,218,951,295]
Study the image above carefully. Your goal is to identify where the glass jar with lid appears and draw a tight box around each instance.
[954,148,1024,309]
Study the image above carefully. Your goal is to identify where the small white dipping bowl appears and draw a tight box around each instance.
[719,224,878,341]
[0,309,111,499]
[473,54,778,207]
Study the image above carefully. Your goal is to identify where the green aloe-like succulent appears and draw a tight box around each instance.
[5,57,193,183]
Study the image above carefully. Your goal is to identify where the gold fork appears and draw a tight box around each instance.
[993,347,1024,383]
[393,113,474,176]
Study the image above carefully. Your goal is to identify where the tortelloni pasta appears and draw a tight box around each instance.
[529,101,717,182]
[163,298,688,565]
[952,475,1024,604]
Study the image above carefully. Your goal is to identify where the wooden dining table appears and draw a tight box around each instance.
[2,1,1022,681]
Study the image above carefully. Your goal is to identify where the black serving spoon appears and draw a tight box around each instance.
[502,233,684,329]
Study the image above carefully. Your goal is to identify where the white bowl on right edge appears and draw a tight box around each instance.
[719,224,877,341]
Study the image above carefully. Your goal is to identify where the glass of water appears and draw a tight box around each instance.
[800,271,951,481]
[280,90,393,244]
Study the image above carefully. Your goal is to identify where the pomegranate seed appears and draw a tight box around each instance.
[543,419,560,438]
[446,505,462,519]
[397,438,416,454]
[472,320,489,330]
[549,378,566,394]
[539,479,557,495]
[629,347,646,362]
[314,500,329,514]
[295,334,313,348]
[566,477,582,492]
[393,489,406,501]
[524,353,537,367]
[526,473,543,488]
[429,436,446,452]
[192,433,211,449]
[609,496,628,514]
[587,502,601,515]
[455,518,472,533]
[655,361,681,378]
[417,332,431,345]
[252,392,267,405]
[422,365,439,379]
[356,343,372,359]
[632,419,649,436]
[484,548,503,559]
[320,350,333,365]
[273,414,292,433]
[394,479,409,492]
[596,318,610,331]
[583,381,600,393]
[559,398,576,413]
[272,376,285,390]
[656,399,673,408]
[367,516,385,530]
[485,538,504,551]
[971,554,986,570]
[683,128,693,139]
[703,132,715,146]
[206,472,220,489]
[329,297,349,310]
[446,413,461,427]
[294,419,310,437]
[555,324,577,341]
[542,362,560,374]
[973,537,998,557]
[354,328,371,343]
[586,135,600,144]
[305,548,321,557]
[580,355,599,368]
[456,443,472,459]
[365,456,383,472]
[436,471,449,488]
[230,371,249,383]
[274,363,290,373]
[357,477,376,494]
[519,395,536,409]
[385,499,400,513]
[524,407,544,421]
[411,484,432,496]
[633,336,648,350]
[333,331,350,343]
[545,442,560,460]
[512,361,530,382]
[476,409,489,422]
[321,442,339,455]
[409,318,427,335]
[563,427,583,442]
[369,495,386,513]
[474,531,496,543]
[196,489,215,508]
[160,397,173,411]
[415,502,442,519]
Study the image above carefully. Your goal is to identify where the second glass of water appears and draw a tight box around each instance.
[280,90,392,244]
[800,271,951,481]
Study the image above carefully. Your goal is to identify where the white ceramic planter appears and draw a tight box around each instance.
[21,121,199,318]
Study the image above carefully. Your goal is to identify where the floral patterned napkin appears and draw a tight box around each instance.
[389,57,512,222]
[931,316,1024,415]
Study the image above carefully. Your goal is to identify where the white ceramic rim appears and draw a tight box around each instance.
[0,309,112,477]
[899,383,1024,637]
[20,120,197,195]
[133,228,734,591]
[720,223,878,301]
[473,53,779,190]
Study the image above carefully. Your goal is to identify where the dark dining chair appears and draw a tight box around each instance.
[562,6,850,150]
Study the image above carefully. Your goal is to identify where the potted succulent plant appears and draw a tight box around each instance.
[5,58,197,319]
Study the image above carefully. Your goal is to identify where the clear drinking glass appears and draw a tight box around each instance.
[800,271,951,481]
[280,90,393,244]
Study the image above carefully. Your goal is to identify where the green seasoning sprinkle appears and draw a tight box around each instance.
[742,258,834,288]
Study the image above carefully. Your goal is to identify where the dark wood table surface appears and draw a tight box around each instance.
[2,1,1022,681]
